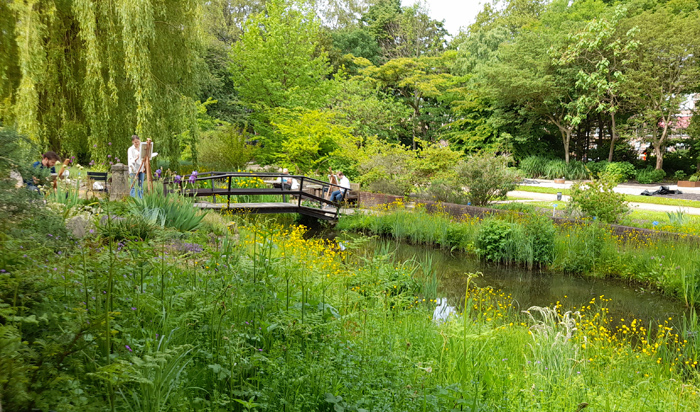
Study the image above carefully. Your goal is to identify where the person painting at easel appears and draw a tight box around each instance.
[128,135,144,198]
[325,167,338,201]
[325,168,350,203]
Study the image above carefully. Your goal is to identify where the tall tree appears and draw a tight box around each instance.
[229,0,330,111]
[357,52,458,149]
[1,0,203,167]
[623,6,700,170]
[559,5,638,162]
[361,0,447,61]
[483,27,584,163]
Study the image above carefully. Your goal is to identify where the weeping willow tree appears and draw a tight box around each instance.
[0,0,203,167]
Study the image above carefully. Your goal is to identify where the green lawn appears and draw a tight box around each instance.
[515,185,700,208]
[506,199,700,230]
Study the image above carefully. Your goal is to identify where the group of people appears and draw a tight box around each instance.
[278,167,351,203]
[29,135,352,205]
[328,170,350,203]
[28,135,146,198]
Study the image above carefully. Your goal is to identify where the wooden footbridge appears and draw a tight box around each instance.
[163,172,352,221]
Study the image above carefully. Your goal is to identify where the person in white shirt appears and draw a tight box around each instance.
[277,168,299,190]
[127,135,144,198]
[330,171,350,203]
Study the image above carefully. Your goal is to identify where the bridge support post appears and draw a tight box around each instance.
[227,175,231,209]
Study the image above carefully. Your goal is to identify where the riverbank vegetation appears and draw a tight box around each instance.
[2,191,700,410]
[338,205,700,307]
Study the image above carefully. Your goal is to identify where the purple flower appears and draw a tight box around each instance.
[183,243,203,253]
[107,155,111,158]
[155,168,162,178]
[131,307,137,311]
[125,345,132,352]
[115,158,120,162]
[174,175,182,184]
[108,142,112,146]
[0,269,6,273]
[93,144,97,148]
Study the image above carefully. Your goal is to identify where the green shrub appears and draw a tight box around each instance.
[358,140,416,196]
[690,174,699,182]
[674,170,688,181]
[97,215,156,241]
[456,154,522,206]
[566,160,588,180]
[198,126,257,171]
[520,156,550,178]
[476,219,514,262]
[568,175,629,223]
[544,159,568,179]
[522,214,556,265]
[586,161,608,177]
[605,162,636,183]
[418,178,467,204]
[475,215,555,267]
[636,167,666,184]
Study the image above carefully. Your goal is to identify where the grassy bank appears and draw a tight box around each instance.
[516,185,700,208]
[496,200,700,232]
[2,198,700,410]
[338,206,700,307]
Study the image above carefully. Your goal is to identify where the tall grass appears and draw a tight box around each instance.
[128,184,207,231]
[544,159,568,179]
[5,207,700,411]
[520,156,550,178]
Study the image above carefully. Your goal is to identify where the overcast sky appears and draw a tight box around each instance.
[403,0,487,36]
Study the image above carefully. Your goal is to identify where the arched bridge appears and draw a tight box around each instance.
[163,172,354,221]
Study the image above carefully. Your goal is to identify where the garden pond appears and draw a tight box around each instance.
[336,234,692,328]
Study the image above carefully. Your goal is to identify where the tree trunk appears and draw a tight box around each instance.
[607,113,617,163]
[563,130,571,164]
[654,144,663,170]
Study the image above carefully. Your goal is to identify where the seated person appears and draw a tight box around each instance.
[27,151,61,190]
[277,168,299,190]
[330,171,350,203]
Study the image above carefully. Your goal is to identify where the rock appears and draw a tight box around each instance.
[109,163,129,201]
[10,170,24,188]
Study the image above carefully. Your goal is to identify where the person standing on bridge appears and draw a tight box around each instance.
[330,171,350,203]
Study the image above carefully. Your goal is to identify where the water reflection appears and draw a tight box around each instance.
[432,297,456,323]
[347,237,690,326]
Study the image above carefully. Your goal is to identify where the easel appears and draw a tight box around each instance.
[130,138,154,193]
[326,167,338,201]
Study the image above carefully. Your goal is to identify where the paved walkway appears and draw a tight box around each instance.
[512,179,700,215]
[520,178,700,196]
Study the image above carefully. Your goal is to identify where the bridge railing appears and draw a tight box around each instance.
[162,172,352,218]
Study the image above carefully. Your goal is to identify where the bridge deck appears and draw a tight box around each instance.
[194,202,339,220]
[166,172,351,221]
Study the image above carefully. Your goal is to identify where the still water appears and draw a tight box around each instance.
[341,236,690,326]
